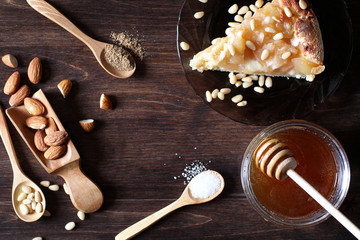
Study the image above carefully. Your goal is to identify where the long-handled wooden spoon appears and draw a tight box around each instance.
[115,170,225,240]
[26,0,136,79]
[0,105,46,222]
[254,138,360,239]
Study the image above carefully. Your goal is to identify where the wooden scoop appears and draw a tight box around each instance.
[6,90,103,213]
[115,170,225,240]
[254,138,360,239]
[26,0,136,79]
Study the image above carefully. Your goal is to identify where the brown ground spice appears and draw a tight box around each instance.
[110,32,145,61]
[104,44,135,71]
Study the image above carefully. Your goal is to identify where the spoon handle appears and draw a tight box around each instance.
[26,0,95,47]
[287,169,360,239]
[0,106,22,174]
[115,199,185,240]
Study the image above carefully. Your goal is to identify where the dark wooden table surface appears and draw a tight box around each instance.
[0,0,359,239]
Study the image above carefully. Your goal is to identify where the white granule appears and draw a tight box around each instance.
[181,160,209,184]
[189,171,221,199]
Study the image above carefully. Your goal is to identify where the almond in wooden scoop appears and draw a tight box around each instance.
[44,145,67,160]
[45,117,58,135]
[34,130,48,152]
[25,116,47,130]
[4,72,20,95]
[44,131,68,146]
[24,98,45,116]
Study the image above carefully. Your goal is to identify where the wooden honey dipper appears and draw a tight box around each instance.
[254,138,360,239]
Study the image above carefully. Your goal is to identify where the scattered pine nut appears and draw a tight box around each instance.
[40,181,50,188]
[244,11,252,19]
[48,184,59,191]
[249,75,259,81]
[306,75,315,82]
[236,73,246,79]
[211,38,220,45]
[65,221,76,231]
[229,72,237,84]
[284,7,292,17]
[245,41,256,51]
[205,90,212,102]
[282,52,291,59]
[261,49,270,60]
[220,88,231,94]
[273,33,284,40]
[77,211,85,221]
[218,92,225,100]
[299,0,307,9]
[265,27,275,33]
[32,237,43,240]
[255,0,264,8]
[265,77,273,88]
[242,77,253,82]
[237,101,247,107]
[238,6,249,15]
[228,4,239,14]
[272,16,281,23]
[211,89,219,99]
[242,82,253,88]
[180,42,190,51]
[235,81,242,87]
[63,183,69,195]
[258,75,265,86]
[249,4,258,12]
[234,15,244,22]
[228,44,235,56]
[250,19,255,31]
[231,94,243,103]
[228,22,240,27]
[198,0,208,3]
[254,86,265,93]
[194,11,204,19]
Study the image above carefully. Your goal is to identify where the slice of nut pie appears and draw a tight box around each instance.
[190,0,325,81]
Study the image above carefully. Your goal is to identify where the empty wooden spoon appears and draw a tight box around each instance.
[254,138,360,239]
[0,105,46,222]
[6,89,103,213]
[115,170,225,240]
[26,0,136,79]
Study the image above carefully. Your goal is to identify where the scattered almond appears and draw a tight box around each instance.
[45,117,58,135]
[79,119,95,132]
[34,130,48,152]
[28,57,42,84]
[100,93,112,110]
[44,131,68,146]
[24,98,45,116]
[9,85,30,106]
[4,72,21,95]
[25,116,47,130]
[2,54,18,68]
[57,79,72,98]
[44,145,67,160]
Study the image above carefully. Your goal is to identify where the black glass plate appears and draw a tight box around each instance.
[177,0,353,125]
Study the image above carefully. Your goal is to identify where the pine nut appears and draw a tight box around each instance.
[218,51,226,61]
[198,0,208,3]
[238,6,249,15]
[23,199,31,205]
[32,237,43,240]
[255,0,264,8]
[250,19,255,31]
[180,42,190,51]
[205,90,212,102]
[249,75,259,80]
[299,0,307,9]
[31,201,36,211]
[211,89,219,98]
[35,191,42,202]
[258,75,265,86]
[242,77,253,82]
[48,184,59,191]
[244,11,252,19]
[261,49,270,60]
[35,202,43,213]
[220,88,231,94]
[228,44,236,56]
[234,15,244,22]
[63,183,69,195]
[228,22,240,27]
[65,221,76,231]
[231,94,243,103]
[27,204,33,213]
[236,73,246,79]
[265,77,273,88]
[273,33,284,40]
[254,86,265,93]
[218,92,225,100]
[77,211,85,221]
[272,16,281,23]
[235,81,242,87]
[19,204,29,215]
[237,101,247,107]
[211,38,220,45]
[225,28,233,36]
[40,181,50,187]
[230,75,237,84]
[282,52,291,59]
[194,11,204,19]
[228,4,239,14]
[17,192,27,202]
[249,4,258,12]
[245,40,256,51]
[242,82,253,88]
[43,210,51,217]
[22,186,33,194]
[284,7,292,17]
[27,193,34,200]
[306,75,315,82]
[265,27,275,33]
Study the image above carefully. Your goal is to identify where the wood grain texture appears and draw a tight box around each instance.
[0,0,360,239]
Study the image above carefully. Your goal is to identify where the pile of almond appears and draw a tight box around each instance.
[24,97,68,160]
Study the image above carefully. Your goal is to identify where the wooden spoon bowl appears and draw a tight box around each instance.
[6,90,103,213]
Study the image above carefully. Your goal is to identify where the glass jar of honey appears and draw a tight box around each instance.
[241,120,350,227]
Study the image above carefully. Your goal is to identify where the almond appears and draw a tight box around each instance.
[44,145,67,160]
[25,116,47,130]
[28,57,42,84]
[44,131,68,146]
[34,130,48,152]
[4,71,21,95]
[2,54,18,68]
[24,98,45,116]
[57,79,72,98]
[9,85,30,106]
[79,119,94,132]
[45,117,58,135]
[100,93,112,110]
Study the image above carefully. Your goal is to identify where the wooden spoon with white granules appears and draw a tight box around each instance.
[115,170,225,240]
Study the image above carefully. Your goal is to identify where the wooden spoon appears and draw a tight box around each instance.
[115,170,224,240]
[254,138,360,239]
[6,90,103,213]
[0,105,46,222]
[26,0,136,79]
